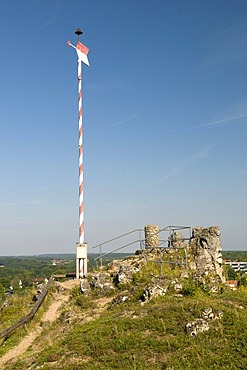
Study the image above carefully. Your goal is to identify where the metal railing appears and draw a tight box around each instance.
[92,225,192,270]
[144,226,191,273]
[93,229,145,267]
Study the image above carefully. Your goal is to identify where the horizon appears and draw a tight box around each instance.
[0,248,246,258]
[1,1,246,255]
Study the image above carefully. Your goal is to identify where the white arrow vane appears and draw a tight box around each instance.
[67,40,90,66]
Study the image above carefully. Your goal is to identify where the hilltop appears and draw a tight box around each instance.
[1,226,247,369]
[0,261,247,368]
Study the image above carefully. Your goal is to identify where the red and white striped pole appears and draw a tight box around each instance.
[78,57,84,244]
[68,28,90,278]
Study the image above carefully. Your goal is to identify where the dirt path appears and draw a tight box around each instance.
[0,281,78,368]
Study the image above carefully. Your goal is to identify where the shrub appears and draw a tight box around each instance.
[181,277,198,296]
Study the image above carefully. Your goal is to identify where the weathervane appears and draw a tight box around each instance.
[67,28,90,279]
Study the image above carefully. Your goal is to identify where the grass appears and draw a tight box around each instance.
[2,261,247,370]
[0,286,55,358]
[3,287,247,370]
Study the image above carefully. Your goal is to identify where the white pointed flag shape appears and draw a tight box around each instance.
[76,41,90,66]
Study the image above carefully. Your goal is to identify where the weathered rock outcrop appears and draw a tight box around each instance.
[185,319,210,336]
[87,225,225,301]
[188,226,224,282]
[169,231,187,248]
[107,255,144,286]
[185,308,223,336]
[89,272,115,292]
[140,284,167,303]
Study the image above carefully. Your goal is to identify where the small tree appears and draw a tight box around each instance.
[0,283,4,302]
[224,264,237,280]
[237,273,247,287]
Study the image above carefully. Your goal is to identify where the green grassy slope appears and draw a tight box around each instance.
[1,253,247,370]
[2,286,247,369]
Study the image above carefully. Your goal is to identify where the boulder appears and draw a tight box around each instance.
[185,319,209,336]
[185,308,223,336]
[90,272,115,292]
[114,264,140,285]
[170,279,183,292]
[141,284,167,303]
[202,307,223,320]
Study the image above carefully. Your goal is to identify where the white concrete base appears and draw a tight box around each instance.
[76,242,88,279]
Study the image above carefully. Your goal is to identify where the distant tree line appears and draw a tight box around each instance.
[0,253,130,290]
[0,256,75,290]
[222,251,247,262]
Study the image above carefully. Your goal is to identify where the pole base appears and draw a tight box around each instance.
[76,242,88,279]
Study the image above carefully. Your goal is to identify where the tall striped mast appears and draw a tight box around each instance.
[76,28,84,245]
[68,28,90,278]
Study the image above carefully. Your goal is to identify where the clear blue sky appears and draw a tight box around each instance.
[0,0,246,255]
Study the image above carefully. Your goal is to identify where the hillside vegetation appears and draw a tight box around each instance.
[0,256,247,370]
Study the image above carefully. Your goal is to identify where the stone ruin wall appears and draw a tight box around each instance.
[85,225,226,306]
[144,225,159,247]
[144,224,224,282]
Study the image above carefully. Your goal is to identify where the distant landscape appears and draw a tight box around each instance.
[0,251,246,292]
[0,253,132,292]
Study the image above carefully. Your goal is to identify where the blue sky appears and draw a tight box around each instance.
[0,0,246,255]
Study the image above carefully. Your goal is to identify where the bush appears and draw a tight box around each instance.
[75,295,97,309]
[237,274,247,287]
[181,277,198,296]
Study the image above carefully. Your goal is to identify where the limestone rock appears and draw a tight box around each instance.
[170,279,183,292]
[202,307,223,320]
[185,308,223,336]
[141,284,167,303]
[80,279,90,294]
[114,264,139,285]
[192,273,223,293]
[185,319,209,336]
[188,226,224,282]
[169,231,187,248]
[107,254,144,286]
[111,294,129,307]
[90,272,115,292]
